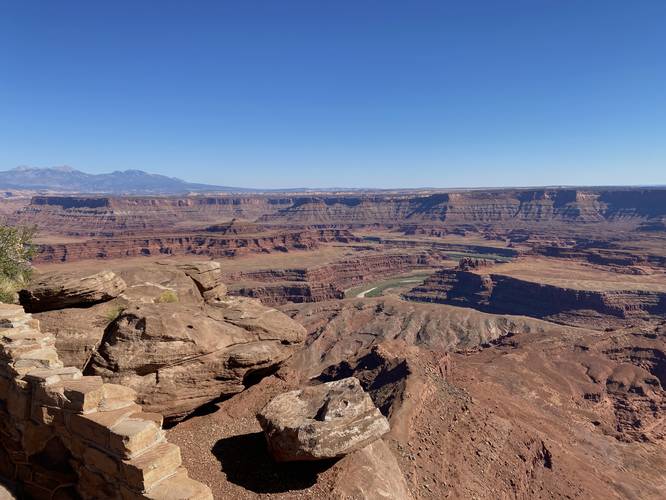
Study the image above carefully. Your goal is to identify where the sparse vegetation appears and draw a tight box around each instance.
[156,289,179,303]
[104,304,126,323]
[0,223,37,303]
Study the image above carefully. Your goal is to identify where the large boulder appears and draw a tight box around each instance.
[87,301,306,422]
[34,264,205,369]
[257,377,390,462]
[19,270,126,312]
[115,264,204,306]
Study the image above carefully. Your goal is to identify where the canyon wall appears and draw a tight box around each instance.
[10,188,666,235]
[33,229,356,263]
[225,252,444,305]
[259,189,666,227]
[11,195,296,233]
[0,303,212,499]
[405,269,666,321]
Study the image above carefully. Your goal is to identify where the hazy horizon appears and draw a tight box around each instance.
[3,164,666,192]
[2,1,665,188]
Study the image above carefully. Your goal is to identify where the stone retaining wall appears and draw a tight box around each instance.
[0,303,213,499]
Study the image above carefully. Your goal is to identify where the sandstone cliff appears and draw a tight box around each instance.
[406,268,666,325]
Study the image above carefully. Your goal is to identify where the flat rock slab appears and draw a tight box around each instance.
[257,377,390,462]
[19,270,126,312]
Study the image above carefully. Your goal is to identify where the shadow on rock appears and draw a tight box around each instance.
[212,432,337,493]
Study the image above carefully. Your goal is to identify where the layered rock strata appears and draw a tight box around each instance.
[33,229,355,264]
[405,268,666,322]
[259,189,666,227]
[0,303,212,499]
[227,251,445,305]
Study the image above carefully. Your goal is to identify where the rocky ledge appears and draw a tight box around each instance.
[19,270,126,313]
[22,262,306,422]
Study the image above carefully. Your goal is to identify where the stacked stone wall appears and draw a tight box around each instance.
[0,303,212,499]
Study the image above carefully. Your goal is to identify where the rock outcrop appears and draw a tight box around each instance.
[207,296,306,343]
[23,264,306,422]
[19,270,126,313]
[33,263,208,370]
[86,300,306,422]
[174,261,228,303]
[281,296,566,377]
[0,303,212,499]
[257,377,390,462]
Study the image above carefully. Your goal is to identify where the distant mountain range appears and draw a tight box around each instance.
[0,166,252,194]
[0,166,376,194]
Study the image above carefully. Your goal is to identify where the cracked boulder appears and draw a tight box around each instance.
[173,261,228,303]
[257,377,390,462]
[86,302,306,422]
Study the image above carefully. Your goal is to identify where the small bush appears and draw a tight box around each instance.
[0,276,17,303]
[156,290,179,304]
[0,223,37,303]
[104,304,126,323]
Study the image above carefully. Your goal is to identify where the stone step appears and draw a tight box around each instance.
[109,418,165,459]
[24,366,82,387]
[138,468,213,500]
[98,383,138,411]
[67,403,142,447]
[121,442,182,492]
[36,376,105,413]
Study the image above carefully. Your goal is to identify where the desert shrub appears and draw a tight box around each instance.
[0,223,37,303]
[104,304,126,323]
[156,290,179,304]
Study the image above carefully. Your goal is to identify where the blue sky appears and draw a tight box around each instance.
[1,1,665,188]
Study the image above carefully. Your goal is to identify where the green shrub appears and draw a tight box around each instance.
[104,304,126,323]
[0,224,37,303]
[156,290,179,304]
[0,276,17,303]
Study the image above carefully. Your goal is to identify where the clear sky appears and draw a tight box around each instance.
[1,1,665,189]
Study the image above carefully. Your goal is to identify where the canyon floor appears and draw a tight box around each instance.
[2,189,666,499]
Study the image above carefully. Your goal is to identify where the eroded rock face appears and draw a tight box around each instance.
[208,296,306,343]
[173,261,228,303]
[19,270,126,312]
[87,301,306,422]
[331,440,413,500]
[405,268,666,325]
[257,377,390,462]
[34,300,125,369]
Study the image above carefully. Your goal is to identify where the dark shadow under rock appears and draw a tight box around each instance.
[212,432,337,493]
